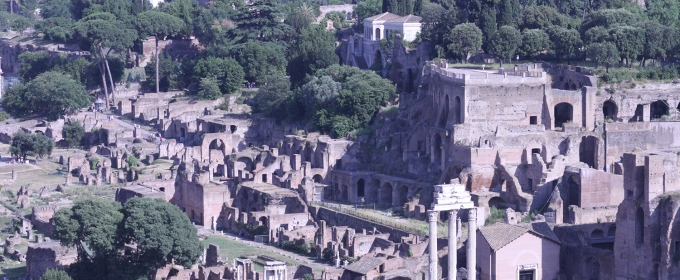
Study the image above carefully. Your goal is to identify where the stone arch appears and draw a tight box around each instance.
[568,176,580,207]
[375,28,381,40]
[438,95,449,127]
[603,100,618,121]
[554,102,573,128]
[454,96,462,124]
[591,229,604,239]
[259,216,268,227]
[488,197,508,209]
[636,207,644,244]
[380,182,393,206]
[313,174,322,183]
[236,157,253,172]
[357,179,365,198]
[209,139,224,150]
[433,134,442,164]
[579,136,598,168]
[651,100,669,119]
[607,225,616,237]
[396,185,408,205]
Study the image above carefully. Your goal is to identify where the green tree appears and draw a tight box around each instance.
[230,41,287,83]
[547,26,582,62]
[479,0,498,48]
[285,11,312,32]
[581,8,637,34]
[40,0,72,19]
[519,29,549,59]
[584,26,609,45]
[637,21,677,66]
[516,5,565,30]
[10,16,30,34]
[228,0,293,45]
[191,0,240,49]
[191,57,245,95]
[2,71,91,120]
[62,121,85,148]
[143,54,179,92]
[127,155,138,167]
[40,269,72,280]
[10,131,54,160]
[301,75,342,119]
[75,13,137,108]
[355,0,382,29]
[198,77,222,100]
[288,25,338,87]
[251,74,293,118]
[497,0,514,26]
[36,17,76,43]
[162,0,198,36]
[609,25,643,67]
[446,23,483,62]
[119,197,203,279]
[587,42,619,72]
[488,25,521,67]
[646,0,679,27]
[136,11,186,93]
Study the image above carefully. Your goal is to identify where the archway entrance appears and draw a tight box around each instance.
[488,197,508,209]
[380,183,393,206]
[439,95,449,127]
[396,185,408,205]
[357,179,365,198]
[651,100,669,119]
[554,102,573,128]
[375,28,381,40]
[602,100,618,121]
[579,136,598,168]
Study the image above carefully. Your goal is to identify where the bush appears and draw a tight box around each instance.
[0,111,9,121]
[62,121,85,148]
[89,157,99,170]
[198,77,222,100]
[40,269,72,280]
[126,155,138,168]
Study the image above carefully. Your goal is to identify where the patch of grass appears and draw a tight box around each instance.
[485,206,505,226]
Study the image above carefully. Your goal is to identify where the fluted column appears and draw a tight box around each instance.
[467,208,477,280]
[428,210,438,280]
[448,209,459,280]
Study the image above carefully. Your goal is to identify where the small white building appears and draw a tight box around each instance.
[363,12,422,42]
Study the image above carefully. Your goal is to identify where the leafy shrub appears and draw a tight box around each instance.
[126,155,138,168]
[89,157,99,170]
[0,111,9,121]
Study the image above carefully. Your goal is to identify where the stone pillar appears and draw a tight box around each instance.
[448,209,458,280]
[428,210,438,280]
[467,208,477,280]
[643,104,651,122]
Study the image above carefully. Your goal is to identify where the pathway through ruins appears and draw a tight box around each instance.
[197,228,337,271]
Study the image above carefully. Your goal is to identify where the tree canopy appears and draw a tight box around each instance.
[10,131,54,160]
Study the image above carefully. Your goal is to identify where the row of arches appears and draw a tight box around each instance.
[355,179,411,207]
[552,99,678,128]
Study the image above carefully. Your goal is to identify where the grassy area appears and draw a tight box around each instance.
[201,235,326,274]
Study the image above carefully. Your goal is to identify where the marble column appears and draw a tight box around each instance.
[448,209,459,280]
[428,210,438,280]
[467,208,477,280]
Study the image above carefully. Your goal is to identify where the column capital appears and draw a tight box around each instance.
[428,210,439,222]
[468,207,477,220]
[449,209,459,216]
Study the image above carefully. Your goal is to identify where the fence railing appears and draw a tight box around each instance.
[310,201,433,237]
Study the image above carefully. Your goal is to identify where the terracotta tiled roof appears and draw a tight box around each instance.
[479,222,560,251]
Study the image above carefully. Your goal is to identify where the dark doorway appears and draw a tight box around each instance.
[630,104,644,122]
[603,100,618,121]
[651,100,669,119]
[433,134,442,164]
[357,179,365,197]
[519,270,535,280]
[579,136,598,168]
[569,176,580,207]
[554,102,573,128]
[454,96,462,124]
[439,95,449,127]
[530,116,538,125]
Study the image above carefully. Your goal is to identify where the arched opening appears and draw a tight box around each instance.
[591,229,604,239]
[438,95,449,127]
[259,216,268,227]
[237,157,253,172]
[588,259,600,280]
[209,139,224,150]
[396,185,408,205]
[380,183,393,206]
[488,197,508,209]
[579,136,598,168]
[602,100,618,121]
[375,28,381,40]
[651,100,669,119]
[34,130,43,134]
[159,187,165,192]
[454,96,461,124]
[313,174,322,183]
[630,104,644,122]
[636,207,644,244]
[433,134,442,164]
[554,102,573,128]
[568,176,580,207]
[357,179,365,197]
[607,226,616,237]
[230,125,237,133]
